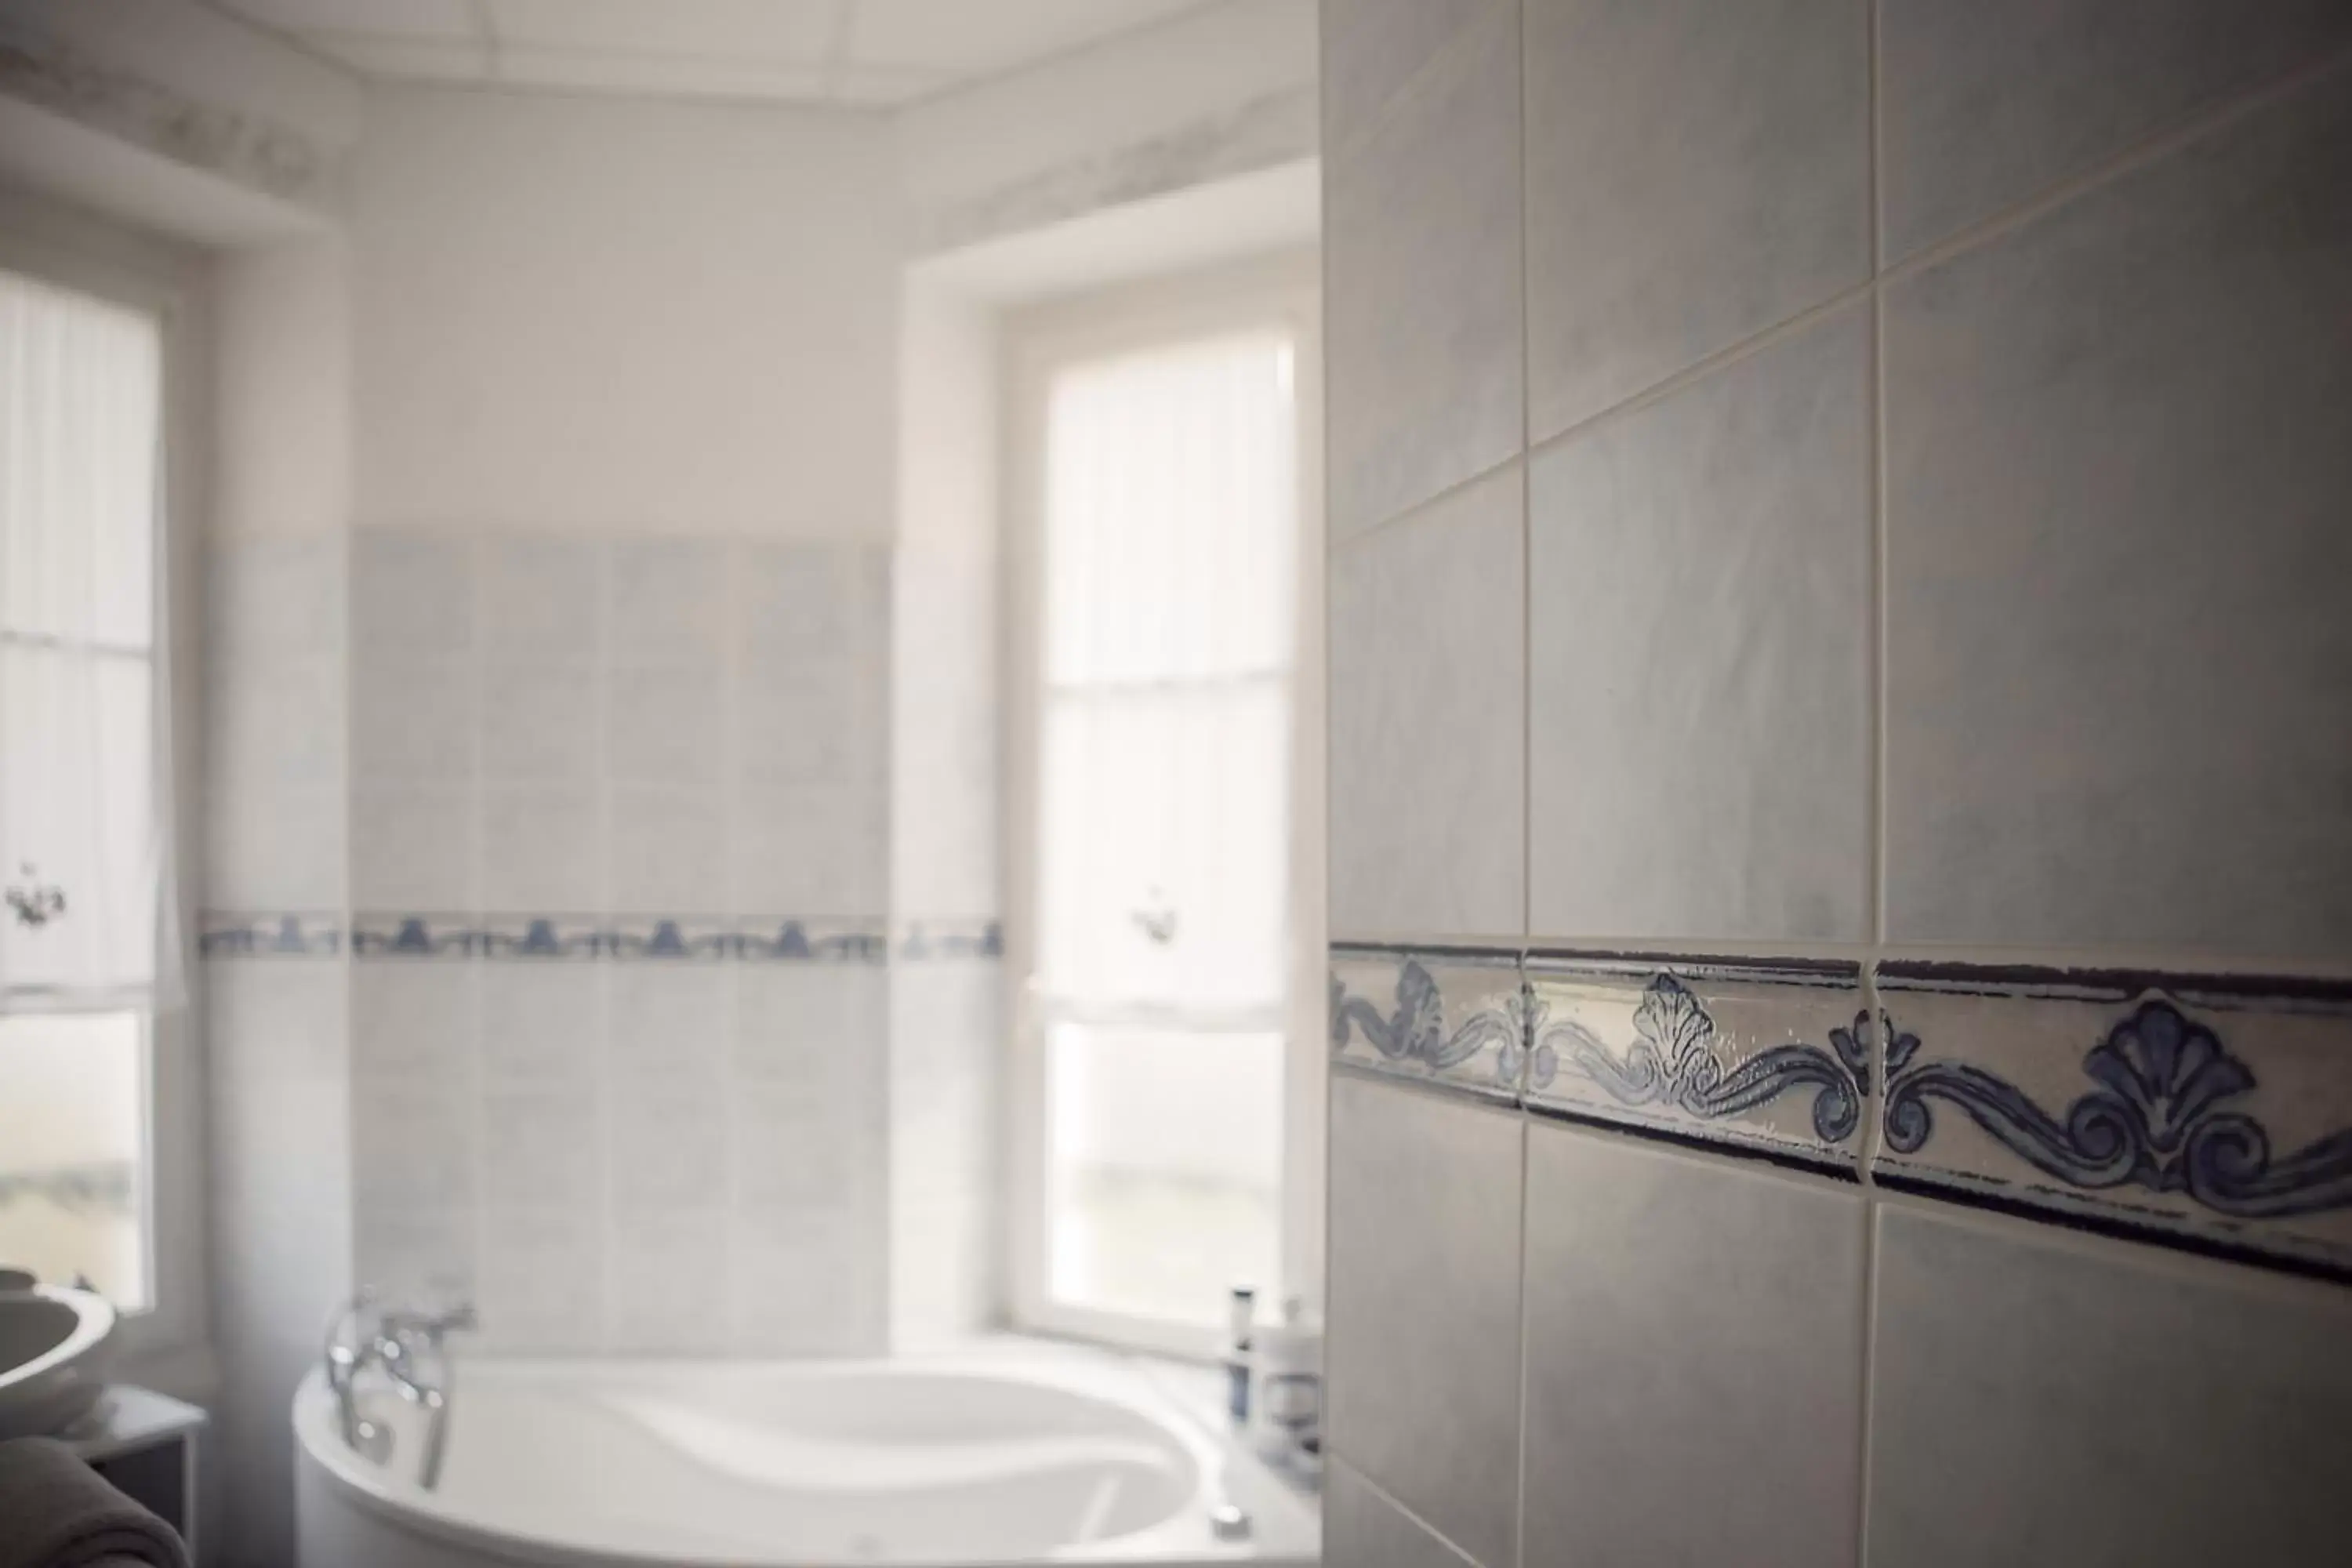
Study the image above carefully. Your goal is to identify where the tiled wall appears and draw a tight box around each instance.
[1322,3,2352,1564]
[341,527,893,1356]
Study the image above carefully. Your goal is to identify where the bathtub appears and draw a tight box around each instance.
[292,1341,1319,1567]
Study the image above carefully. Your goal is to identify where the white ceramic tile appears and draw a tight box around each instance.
[1328,463,1523,940]
[1522,0,1866,441]
[353,531,475,656]
[1522,1120,1865,1567]
[1867,1205,2352,1566]
[1874,964,2352,1276]
[733,1082,858,1214]
[731,783,887,917]
[474,1207,604,1352]
[351,788,475,910]
[351,1081,476,1211]
[1324,5,1521,538]
[479,1085,602,1209]
[1879,0,2352,260]
[353,1205,475,1307]
[207,960,352,1088]
[607,666,724,788]
[1322,0,1512,163]
[611,539,729,667]
[1329,946,1526,1102]
[208,785,347,911]
[737,661,866,787]
[1324,1460,1481,1568]
[608,965,731,1084]
[1883,69,2352,955]
[737,964,887,1088]
[1326,1074,1523,1568]
[480,535,603,662]
[730,1212,884,1356]
[607,1207,731,1352]
[739,543,883,669]
[480,964,604,1086]
[353,960,478,1083]
[1528,301,1871,944]
[608,1085,732,1210]
[480,663,601,783]
[204,534,347,663]
[479,786,602,912]
[1525,954,1868,1169]
[608,786,728,912]
[353,655,476,784]
[206,654,345,800]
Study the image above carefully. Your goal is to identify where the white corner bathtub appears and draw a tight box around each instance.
[292,1342,1319,1568]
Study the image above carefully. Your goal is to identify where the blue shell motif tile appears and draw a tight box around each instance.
[198,910,344,959]
[1524,953,1869,1172]
[1874,963,2352,1279]
[1329,944,1528,1103]
[737,918,889,964]
[350,912,481,959]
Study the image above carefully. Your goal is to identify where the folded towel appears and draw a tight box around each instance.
[0,1437,188,1568]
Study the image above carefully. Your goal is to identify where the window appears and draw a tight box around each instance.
[1008,265,1322,1356]
[0,266,173,1310]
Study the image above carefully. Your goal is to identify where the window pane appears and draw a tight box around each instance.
[0,270,161,648]
[1044,330,1296,687]
[1038,681,1288,1013]
[1,646,155,995]
[1046,1023,1280,1327]
[0,1011,147,1306]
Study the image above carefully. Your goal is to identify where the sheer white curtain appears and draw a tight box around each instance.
[1037,328,1298,1024]
[0,267,176,1011]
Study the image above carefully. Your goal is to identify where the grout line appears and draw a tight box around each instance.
[1520,278,1875,473]
[1336,1456,1488,1568]
[1330,444,1520,556]
[1878,38,2352,281]
[1427,34,2352,583]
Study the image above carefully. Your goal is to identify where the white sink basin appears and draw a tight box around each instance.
[0,1283,117,1439]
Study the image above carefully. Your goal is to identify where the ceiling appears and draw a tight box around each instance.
[210,0,1218,107]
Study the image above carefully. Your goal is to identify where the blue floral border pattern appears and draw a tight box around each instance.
[1884,1000,2352,1218]
[1329,946,1526,1100]
[202,911,1001,964]
[197,912,345,958]
[1533,973,1872,1145]
[1875,963,2352,1279]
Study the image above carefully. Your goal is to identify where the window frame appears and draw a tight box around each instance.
[1000,252,1325,1360]
[0,189,209,1368]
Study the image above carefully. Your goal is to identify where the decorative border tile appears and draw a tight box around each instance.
[1875,963,2352,1279]
[891,918,1004,960]
[198,911,345,959]
[1329,943,1529,1103]
[1525,952,1870,1174]
[206,911,1001,964]
[341,913,899,964]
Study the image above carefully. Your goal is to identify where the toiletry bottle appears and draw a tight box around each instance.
[1254,1294,1323,1474]
[1224,1285,1256,1426]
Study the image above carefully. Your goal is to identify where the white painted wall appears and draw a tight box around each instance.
[352,86,898,539]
